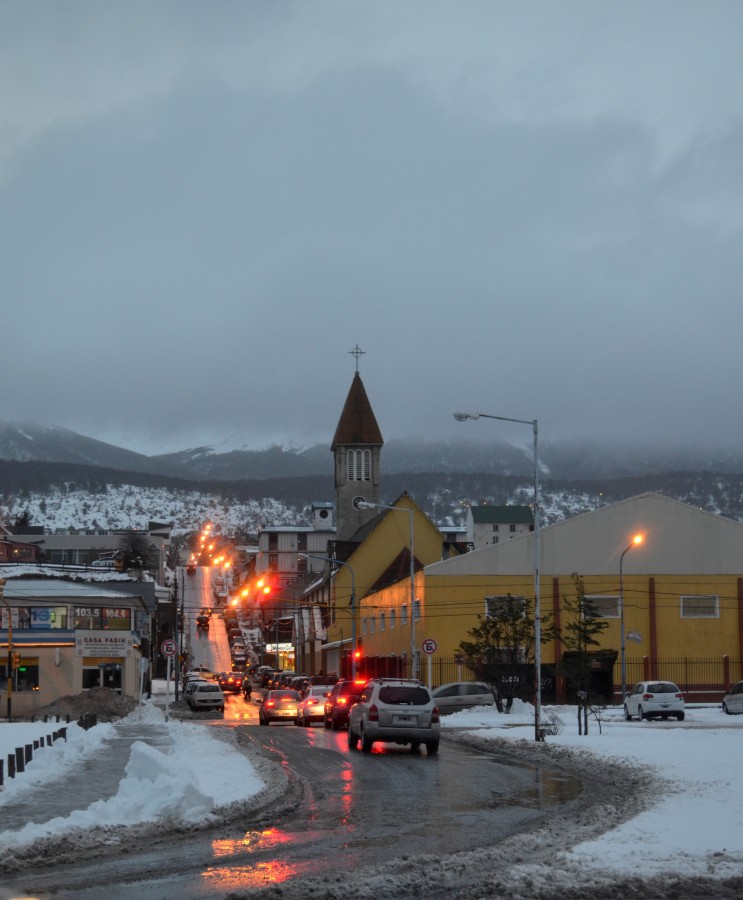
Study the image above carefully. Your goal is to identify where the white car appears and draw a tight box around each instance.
[431,681,494,713]
[722,680,743,714]
[348,678,440,754]
[624,680,685,721]
[298,685,333,726]
[188,682,225,713]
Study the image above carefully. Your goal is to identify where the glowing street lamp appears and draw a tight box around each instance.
[620,533,644,703]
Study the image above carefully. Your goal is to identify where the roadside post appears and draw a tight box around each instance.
[161,638,177,721]
[421,638,437,690]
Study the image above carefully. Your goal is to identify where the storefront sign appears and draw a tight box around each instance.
[75,630,134,658]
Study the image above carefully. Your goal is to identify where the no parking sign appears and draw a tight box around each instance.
[421,638,437,655]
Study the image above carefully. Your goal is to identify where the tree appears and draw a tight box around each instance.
[117,530,156,572]
[558,573,610,735]
[458,593,554,714]
[13,508,32,529]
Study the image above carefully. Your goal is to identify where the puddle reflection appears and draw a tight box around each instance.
[202,859,302,890]
[212,827,294,858]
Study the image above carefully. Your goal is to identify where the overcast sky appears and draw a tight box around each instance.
[2,2,742,457]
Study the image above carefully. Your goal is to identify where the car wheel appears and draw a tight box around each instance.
[638,705,646,721]
[331,716,341,731]
[361,729,373,753]
[426,740,439,756]
[348,728,359,750]
[676,712,685,721]
[723,702,730,715]
[623,704,632,721]
[410,742,421,754]
[324,717,331,729]
[259,717,268,726]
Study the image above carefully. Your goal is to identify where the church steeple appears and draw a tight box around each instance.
[332,366,383,542]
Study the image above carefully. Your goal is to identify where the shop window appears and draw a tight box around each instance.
[0,658,39,692]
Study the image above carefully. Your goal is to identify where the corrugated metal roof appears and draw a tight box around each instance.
[469,505,533,525]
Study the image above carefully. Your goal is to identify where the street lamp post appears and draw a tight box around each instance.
[453,411,542,742]
[619,534,644,703]
[356,501,417,679]
[299,554,357,679]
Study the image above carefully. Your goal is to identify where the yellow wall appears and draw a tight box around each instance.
[358,570,743,664]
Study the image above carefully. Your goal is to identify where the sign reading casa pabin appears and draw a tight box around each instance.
[75,631,134,658]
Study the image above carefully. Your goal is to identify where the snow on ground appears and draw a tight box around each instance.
[0,693,265,855]
[1,693,741,896]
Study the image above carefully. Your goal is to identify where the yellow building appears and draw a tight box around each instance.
[358,493,743,703]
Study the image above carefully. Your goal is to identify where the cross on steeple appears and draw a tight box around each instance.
[349,344,365,372]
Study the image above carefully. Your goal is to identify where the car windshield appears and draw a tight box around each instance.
[272,691,300,700]
[647,683,680,693]
[378,686,431,705]
[198,685,221,693]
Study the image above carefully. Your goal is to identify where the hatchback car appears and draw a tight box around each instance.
[323,679,367,730]
[431,681,494,713]
[259,689,302,725]
[722,680,743,715]
[348,678,441,754]
[624,680,685,721]
[188,682,225,712]
[298,685,333,726]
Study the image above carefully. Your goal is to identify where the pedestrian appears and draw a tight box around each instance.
[243,679,252,701]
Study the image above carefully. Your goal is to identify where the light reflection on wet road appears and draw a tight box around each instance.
[2,716,583,900]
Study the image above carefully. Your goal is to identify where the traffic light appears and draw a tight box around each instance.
[12,652,21,669]
[256,577,273,598]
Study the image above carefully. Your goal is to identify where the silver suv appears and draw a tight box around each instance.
[348,678,440,755]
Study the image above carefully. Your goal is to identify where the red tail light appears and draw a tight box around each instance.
[642,693,653,701]
[368,703,379,722]
[338,697,348,706]
[265,700,276,708]
[432,705,440,724]
[675,693,683,700]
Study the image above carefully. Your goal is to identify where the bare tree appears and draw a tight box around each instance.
[558,573,610,735]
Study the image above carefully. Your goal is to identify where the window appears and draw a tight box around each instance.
[413,599,421,620]
[510,524,516,533]
[681,595,719,618]
[379,612,385,631]
[485,595,526,617]
[389,608,396,629]
[401,604,408,625]
[361,618,367,635]
[369,616,376,634]
[74,607,131,630]
[492,525,499,532]
[586,595,620,618]
[347,449,371,482]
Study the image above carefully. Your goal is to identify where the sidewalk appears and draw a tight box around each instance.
[0,720,173,831]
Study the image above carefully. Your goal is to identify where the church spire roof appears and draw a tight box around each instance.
[331,372,384,449]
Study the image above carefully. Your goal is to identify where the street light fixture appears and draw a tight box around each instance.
[355,500,418,679]
[619,533,644,703]
[298,553,357,679]
[453,410,543,742]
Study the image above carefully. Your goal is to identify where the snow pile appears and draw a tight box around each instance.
[0,702,266,856]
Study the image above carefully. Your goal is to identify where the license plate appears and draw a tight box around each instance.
[394,715,414,724]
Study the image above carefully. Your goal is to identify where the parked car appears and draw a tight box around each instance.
[188,682,225,713]
[624,680,685,721]
[323,679,367,730]
[184,665,214,682]
[186,563,196,575]
[722,680,743,714]
[298,685,333,726]
[218,671,244,693]
[183,678,208,702]
[431,681,494,713]
[259,689,302,725]
[278,671,298,689]
[348,678,440,754]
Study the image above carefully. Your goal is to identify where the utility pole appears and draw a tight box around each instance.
[1,579,12,721]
